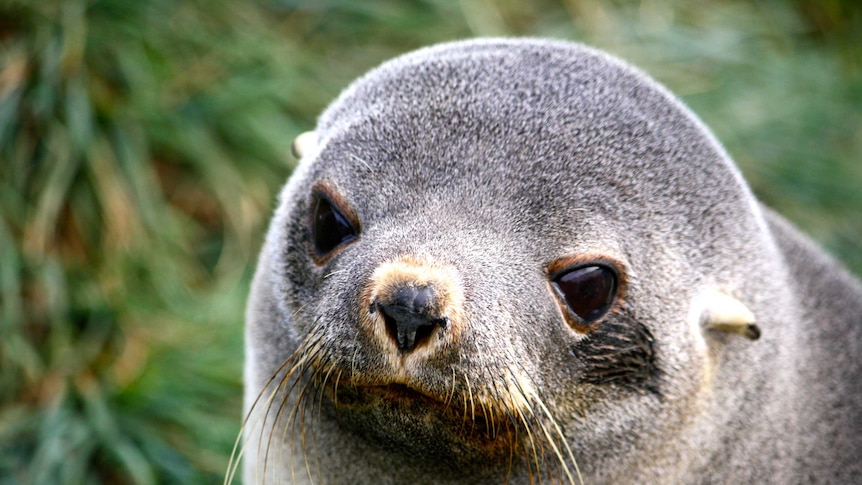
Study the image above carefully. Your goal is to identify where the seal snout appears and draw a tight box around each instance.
[373,285,449,352]
[362,256,465,357]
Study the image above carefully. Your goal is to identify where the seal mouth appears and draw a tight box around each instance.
[332,382,449,409]
[366,382,436,399]
[325,380,521,458]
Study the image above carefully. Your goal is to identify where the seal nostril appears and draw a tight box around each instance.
[392,286,434,311]
[412,286,433,309]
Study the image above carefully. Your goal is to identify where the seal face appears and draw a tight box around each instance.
[239,38,862,484]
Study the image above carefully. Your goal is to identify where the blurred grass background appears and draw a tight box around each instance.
[0,0,859,483]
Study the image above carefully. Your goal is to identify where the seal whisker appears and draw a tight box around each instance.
[264,362,308,484]
[225,353,298,484]
[291,303,309,317]
[256,340,321,484]
[486,366,520,483]
[230,327,325,479]
[316,359,338,423]
[532,406,569,485]
[229,368,288,485]
[323,269,350,279]
[268,372,306,482]
[293,374,315,483]
[333,369,343,408]
[349,334,361,380]
[504,364,568,485]
[506,371,542,484]
[262,327,328,484]
[509,360,582,485]
[460,387,470,435]
[349,153,374,171]
[480,364,498,439]
[445,365,457,409]
[533,397,583,485]
[301,359,335,485]
[293,334,335,474]
[465,372,477,424]
[491,368,518,440]
[281,347,328,485]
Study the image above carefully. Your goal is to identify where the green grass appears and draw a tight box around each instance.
[1,0,859,483]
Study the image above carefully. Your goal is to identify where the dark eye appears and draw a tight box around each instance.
[311,193,358,257]
[552,265,618,324]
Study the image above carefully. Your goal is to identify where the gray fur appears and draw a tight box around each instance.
[241,38,862,483]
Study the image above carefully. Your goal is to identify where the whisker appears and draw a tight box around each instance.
[534,397,583,485]
[253,323,326,484]
[270,349,318,483]
[508,377,541,483]
[259,344,320,484]
[301,360,335,477]
[225,352,297,484]
[280,336,328,484]
[445,365,457,409]
[323,269,350,279]
[349,153,374,171]
[465,373,477,424]
[316,361,337,417]
[333,369,343,408]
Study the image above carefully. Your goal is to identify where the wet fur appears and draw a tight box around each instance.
[236,39,862,483]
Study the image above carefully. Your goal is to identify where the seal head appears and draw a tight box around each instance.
[239,38,862,484]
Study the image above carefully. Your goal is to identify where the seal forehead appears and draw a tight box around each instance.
[313,38,743,201]
[321,39,682,140]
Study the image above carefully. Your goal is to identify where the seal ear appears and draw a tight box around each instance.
[700,290,761,340]
[292,131,317,158]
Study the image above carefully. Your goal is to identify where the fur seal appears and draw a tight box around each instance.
[236,38,862,484]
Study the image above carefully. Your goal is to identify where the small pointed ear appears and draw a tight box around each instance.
[291,131,317,158]
[701,290,761,340]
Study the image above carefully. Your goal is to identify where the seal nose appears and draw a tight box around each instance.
[374,285,448,353]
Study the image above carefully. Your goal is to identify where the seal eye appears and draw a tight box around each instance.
[552,265,618,324]
[311,193,358,257]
